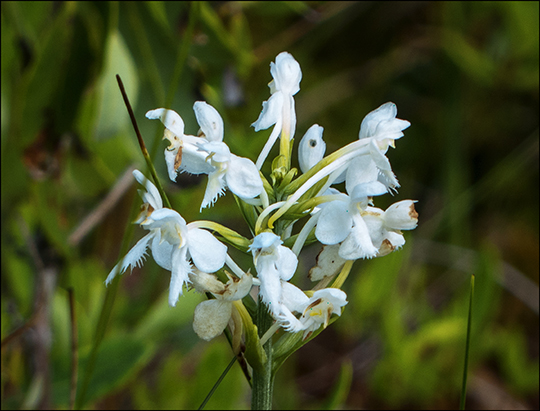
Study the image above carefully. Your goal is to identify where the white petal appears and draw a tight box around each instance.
[278,309,305,333]
[200,169,226,210]
[384,200,418,230]
[276,246,298,281]
[308,244,347,282]
[257,259,283,317]
[251,92,284,131]
[339,213,378,260]
[187,228,227,273]
[169,246,191,306]
[193,101,224,142]
[345,155,379,196]
[311,288,348,311]
[226,155,263,199]
[249,232,282,252]
[315,201,352,245]
[223,273,253,301]
[349,181,387,202]
[105,233,154,285]
[150,234,174,271]
[193,300,232,341]
[271,52,302,96]
[358,102,398,139]
[298,124,325,173]
[361,207,385,248]
[146,108,185,137]
[281,281,308,313]
[133,170,163,210]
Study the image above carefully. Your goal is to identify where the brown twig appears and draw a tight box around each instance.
[68,166,136,246]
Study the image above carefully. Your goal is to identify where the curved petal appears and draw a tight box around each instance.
[281,281,308,313]
[226,155,263,199]
[361,207,385,248]
[315,201,352,245]
[339,213,378,260]
[270,52,302,95]
[384,200,418,230]
[308,244,347,282]
[276,245,298,281]
[200,169,226,210]
[169,246,191,306]
[187,228,227,273]
[345,155,379,196]
[311,288,348,312]
[193,300,232,341]
[251,92,284,131]
[257,260,283,317]
[150,234,174,271]
[298,124,325,173]
[106,232,154,285]
[193,101,224,142]
[146,108,185,137]
[133,170,163,210]
[358,102,398,139]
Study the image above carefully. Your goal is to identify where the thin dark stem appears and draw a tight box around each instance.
[460,274,475,410]
[68,288,78,411]
[198,355,237,410]
[116,74,172,209]
[116,74,148,157]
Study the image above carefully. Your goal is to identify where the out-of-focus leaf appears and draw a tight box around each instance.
[53,335,154,407]
[442,29,496,87]
[95,30,138,139]
[323,360,353,410]
[134,290,202,341]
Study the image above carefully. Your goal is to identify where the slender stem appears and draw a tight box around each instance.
[68,288,78,411]
[198,355,238,410]
[116,74,172,209]
[251,298,275,410]
[459,274,475,410]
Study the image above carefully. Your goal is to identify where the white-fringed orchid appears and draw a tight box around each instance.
[147,102,263,210]
[105,170,227,307]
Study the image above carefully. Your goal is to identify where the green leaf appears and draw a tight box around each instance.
[95,29,138,139]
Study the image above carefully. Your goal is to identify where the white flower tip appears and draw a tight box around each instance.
[299,124,326,173]
[146,108,185,137]
[271,52,302,95]
[193,101,224,142]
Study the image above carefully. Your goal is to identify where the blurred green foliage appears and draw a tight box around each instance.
[1,1,538,409]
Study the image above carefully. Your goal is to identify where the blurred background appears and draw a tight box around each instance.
[1,1,538,409]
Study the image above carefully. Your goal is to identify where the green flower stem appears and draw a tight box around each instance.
[251,299,275,410]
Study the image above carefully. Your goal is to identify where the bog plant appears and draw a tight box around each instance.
[107,52,418,409]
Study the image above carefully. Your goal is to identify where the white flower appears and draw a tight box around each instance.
[315,181,387,260]
[298,124,326,173]
[278,288,348,340]
[105,170,227,307]
[248,232,298,318]
[362,200,418,256]
[147,103,263,210]
[195,103,263,209]
[145,108,213,180]
[347,102,411,192]
[191,270,253,341]
[252,52,302,169]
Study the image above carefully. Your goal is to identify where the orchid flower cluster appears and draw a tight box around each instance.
[107,52,417,369]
